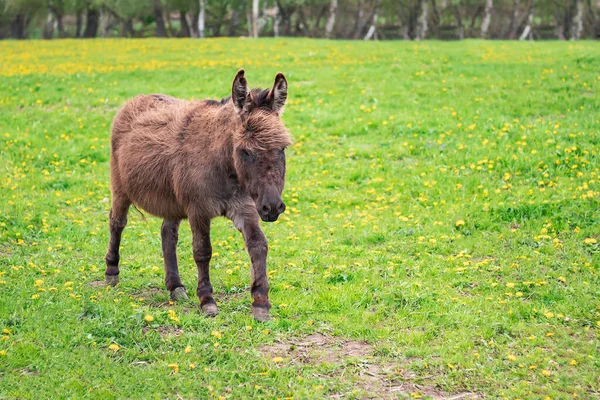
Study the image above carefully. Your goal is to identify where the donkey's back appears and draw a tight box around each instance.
[110,94,195,220]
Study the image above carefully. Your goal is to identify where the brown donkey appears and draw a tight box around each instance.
[104,69,291,321]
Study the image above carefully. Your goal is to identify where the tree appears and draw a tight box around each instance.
[519,0,534,40]
[324,0,336,38]
[480,0,493,38]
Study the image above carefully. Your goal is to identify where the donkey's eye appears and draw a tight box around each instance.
[241,149,256,163]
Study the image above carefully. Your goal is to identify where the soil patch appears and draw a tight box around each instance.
[142,325,183,337]
[260,333,479,399]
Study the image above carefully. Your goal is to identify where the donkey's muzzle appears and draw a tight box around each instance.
[259,201,286,222]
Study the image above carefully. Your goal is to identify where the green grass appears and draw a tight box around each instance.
[0,38,599,399]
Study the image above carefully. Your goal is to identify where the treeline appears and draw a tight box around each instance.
[1,0,599,40]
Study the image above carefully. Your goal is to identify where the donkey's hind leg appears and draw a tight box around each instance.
[161,219,188,301]
[104,193,131,286]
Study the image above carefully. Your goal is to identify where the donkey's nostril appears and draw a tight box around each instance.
[277,202,286,214]
[261,205,270,214]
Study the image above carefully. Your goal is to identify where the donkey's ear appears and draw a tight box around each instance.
[232,68,250,120]
[266,72,288,115]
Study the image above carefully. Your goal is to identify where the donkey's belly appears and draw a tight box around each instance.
[131,191,187,220]
[118,157,187,220]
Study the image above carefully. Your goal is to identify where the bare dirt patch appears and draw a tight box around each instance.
[142,325,183,337]
[260,333,480,399]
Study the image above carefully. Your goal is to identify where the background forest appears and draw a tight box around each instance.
[1,0,599,41]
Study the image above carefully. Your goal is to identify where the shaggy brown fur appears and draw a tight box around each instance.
[104,70,290,321]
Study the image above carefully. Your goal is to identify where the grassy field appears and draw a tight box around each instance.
[0,38,599,399]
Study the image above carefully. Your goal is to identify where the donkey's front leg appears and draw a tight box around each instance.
[161,219,187,301]
[234,215,271,322]
[189,216,217,317]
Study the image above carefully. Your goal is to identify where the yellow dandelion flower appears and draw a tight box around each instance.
[184,345,192,353]
[584,238,597,244]
[455,220,465,227]
[108,343,119,351]
[144,314,154,322]
[168,363,179,373]
[272,356,284,363]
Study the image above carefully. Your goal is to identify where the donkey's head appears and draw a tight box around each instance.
[230,69,292,222]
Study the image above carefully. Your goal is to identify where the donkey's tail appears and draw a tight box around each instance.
[132,204,147,223]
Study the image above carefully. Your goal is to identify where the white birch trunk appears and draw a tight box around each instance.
[363,0,380,40]
[325,0,338,39]
[480,0,493,38]
[519,0,534,40]
[274,5,280,37]
[198,0,205,38]
[416,0,428,40]
[252,0,259,38]
[572,0,583,40]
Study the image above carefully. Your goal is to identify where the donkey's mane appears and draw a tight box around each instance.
[235,110,292,152]
[203,88,292,152]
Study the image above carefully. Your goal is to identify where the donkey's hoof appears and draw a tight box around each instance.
[105,275,119,287]
[251,306,270,322]
[170,287,188,302]
[201,303,218,317]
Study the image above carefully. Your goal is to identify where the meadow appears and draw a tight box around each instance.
[0,38,599,399]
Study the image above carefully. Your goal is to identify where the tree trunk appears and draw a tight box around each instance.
[83,8,99,38]
[454,6,464,40]
[50,8,65,38]
[572,0,583,39]
[11,15,25,39]
[179,11,190,37]
[364,0,380,40]
[480,0,493,38]
[153,0,167,37]
[100,7,109,38]
[122,18,134,37]
[353,0,366,39]
[585,0,599,38]
[325,0,338,38]
[552,0,565,39]
[252,0,259,37]
[187,12,198,37]
[431,0,442,37]
[43,12,55,39]
[198,0,205,38]
[229,9,239,36]
[519,0,534,40]
[273,6,280,37]
[416,0,428,40]
[75,10,83,38]
[506,0,520,39]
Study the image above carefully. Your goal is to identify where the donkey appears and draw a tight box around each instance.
[104,69,291,321]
